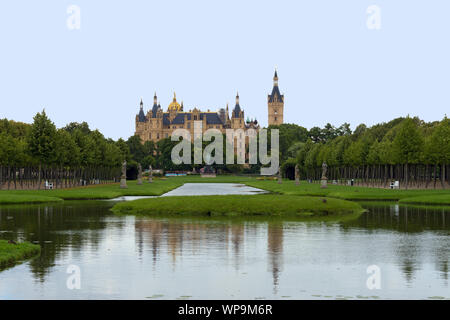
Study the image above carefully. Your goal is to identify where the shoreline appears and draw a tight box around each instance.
[0,176,449,206]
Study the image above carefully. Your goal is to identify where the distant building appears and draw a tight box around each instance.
[268,70,284,126]
[135,70,284,142]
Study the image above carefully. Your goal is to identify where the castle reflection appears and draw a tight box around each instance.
[134,219,284,292]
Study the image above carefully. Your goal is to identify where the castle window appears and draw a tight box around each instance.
[187,123,191,129]
[157,133,160,139]
[274,117,277,121]
[165,133,168,138]
[149,133,151,139]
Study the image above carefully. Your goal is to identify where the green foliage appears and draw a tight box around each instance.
[27,109,57,164]
[0,240,41,269]
[290,116,447,170]
[392,117,424,164]
[0,113,127,170]
[425,116,450,164]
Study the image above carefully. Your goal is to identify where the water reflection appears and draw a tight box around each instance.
[0,202,111,282]
[344,202,450,232]
[0,201,449,299]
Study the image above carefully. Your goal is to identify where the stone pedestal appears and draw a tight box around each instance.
[120,178,128,189]
[137,163,143,185]
[120,160,127,189]
[201,165,216,178]
[295,177,299,186]
[201,173,216,178]
[320,178,327,189]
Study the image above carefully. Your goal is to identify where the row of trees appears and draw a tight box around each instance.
[0,111,126,189]
[276,117,449,189]
[1,110,448,189]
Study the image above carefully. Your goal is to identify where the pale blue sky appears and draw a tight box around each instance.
[0,1,449,140]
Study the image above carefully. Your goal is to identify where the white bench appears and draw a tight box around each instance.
[390,181,399,189]
[45,180,54,190]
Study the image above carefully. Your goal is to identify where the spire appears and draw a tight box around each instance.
[233,94,241,118]
[268,69,283,103]
[137,98,146,122]
[173,92,177,102]
[151,92,158,117]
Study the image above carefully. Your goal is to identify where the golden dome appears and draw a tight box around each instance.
[168,92,181,112]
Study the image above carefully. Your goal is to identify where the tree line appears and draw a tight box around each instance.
[275,116,449,189]
[1,111,448,189]
[0,110,127,189]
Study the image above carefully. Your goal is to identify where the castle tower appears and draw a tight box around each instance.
[151,92,159,118]
[137,98,146,122]
[232,92,244,129]
[268,70,284,126]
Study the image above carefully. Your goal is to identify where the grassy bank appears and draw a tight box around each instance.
[242,179,449,202]
[0,175,449,205]
[111,194,364,220]
[0,194,63,205]
[0,240,41,269]
[0,179,183,203]
[399,194,450,205]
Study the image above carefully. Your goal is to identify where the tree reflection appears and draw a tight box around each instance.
[267,223,283,294]
[0,201,111,281]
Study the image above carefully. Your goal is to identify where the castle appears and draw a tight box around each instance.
[135,70,284,142]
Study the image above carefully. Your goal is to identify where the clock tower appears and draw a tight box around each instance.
[268,70,284,126]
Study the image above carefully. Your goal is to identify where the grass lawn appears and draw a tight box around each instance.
[111,194,364,220]
[0,240,41,269]
[399,194,450,205]
[0,179,184,203]
[0,175,449,205]
[242,179,450,201]
[0,194,63,205]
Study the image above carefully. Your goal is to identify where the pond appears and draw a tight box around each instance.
[0,189,449,299]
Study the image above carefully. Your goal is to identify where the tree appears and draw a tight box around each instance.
[392,117,424,188]
[425,117,450,187]
[393,117,423,164]
[27,110,57,188]
[127,135,146,163]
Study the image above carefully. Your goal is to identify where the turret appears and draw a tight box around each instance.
[268,69,284,125]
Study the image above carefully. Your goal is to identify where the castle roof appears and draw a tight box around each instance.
[137,98,146,122]
[268,85,284,103]
[151,103,159,117]
[168,92,181,112]
[233,92,241,117]
[170,112,224,125]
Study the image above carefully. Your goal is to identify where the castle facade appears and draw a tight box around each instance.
[135,71,284,142]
